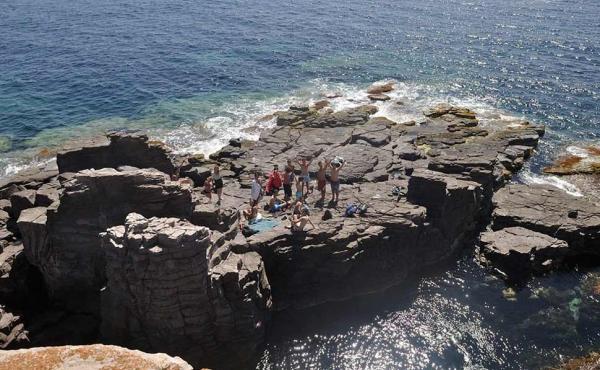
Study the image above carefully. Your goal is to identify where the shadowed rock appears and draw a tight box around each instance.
[57,132,181,175]
[101,213,271,368]
[17,168,193,311]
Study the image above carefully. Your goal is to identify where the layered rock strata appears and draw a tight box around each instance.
[101,213,270,367]
[479,184,600,280]
[17,168,193,310]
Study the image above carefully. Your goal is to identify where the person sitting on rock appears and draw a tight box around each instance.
[265,164,282,196]
[239,205,259,230]
[282,164,295,201]
[296,157,313,196]
[203,175,213,200]
[329,157,345,203]
[250,172,263,207]
[316,159,330,203]
[290,201,316,232]
[269,194,291,213]
[212,164,224,205]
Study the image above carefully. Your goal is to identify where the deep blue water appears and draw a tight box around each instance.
[2,0,600,368]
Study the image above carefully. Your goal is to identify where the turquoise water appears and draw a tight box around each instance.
[1,0,599,177]
[2,0,600,368]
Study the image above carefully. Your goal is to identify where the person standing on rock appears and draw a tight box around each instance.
[250,172,263,207]
[212,164,224,205]
[316,159,330,204]
[329,158,345,203]
[282,164,295,201]
[296,157,313,197]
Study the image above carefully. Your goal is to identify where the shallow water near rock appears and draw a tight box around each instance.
[2,0,600,368]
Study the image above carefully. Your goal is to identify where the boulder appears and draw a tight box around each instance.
[543,146,600,175]
[9,190,36,220]
[368,94,391,101]
[0,307,28,349]
[101,214,271,368]
[0,344,193,370]
[492,184,600,252]
[17,168,193,311]
[480,227,570,280]
[57,132,180,175]
[366,82,394,94]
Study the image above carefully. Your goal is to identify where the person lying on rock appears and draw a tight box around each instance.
[316,159,330,203]
[282,164,295,201]
[266,164,282,196]
[212,164,224,205]
[296,157,313,196]
[250,172,263,207]
[203,175,213,200]
[329,157,345,203]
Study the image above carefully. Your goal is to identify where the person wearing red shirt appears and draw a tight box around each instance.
[265,164,283,196]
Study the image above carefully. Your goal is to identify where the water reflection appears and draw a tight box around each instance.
[257,255,600,369]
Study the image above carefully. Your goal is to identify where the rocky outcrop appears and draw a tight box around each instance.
[544,146,600,175]
[492,184,600,250]
[203,102,547,309]
[480,184,600,280]
[17,168,193,311]
[480,227,569,280]
[0,344,193,370]
[0,306,28,349]
[1,98,565,366]
[101,214,270,368]
[56,132,181,175]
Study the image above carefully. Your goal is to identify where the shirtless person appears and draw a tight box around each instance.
[329,157,345,203]
[316,159,330,203]
[296,157,313,197]
[290,201,316,232]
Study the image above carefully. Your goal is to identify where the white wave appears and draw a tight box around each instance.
[566,145,590,158]
[520,171,583,197]
[0,78,539,182]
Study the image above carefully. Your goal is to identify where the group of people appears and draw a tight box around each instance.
[242,156,346,232]
[258,157,345,205]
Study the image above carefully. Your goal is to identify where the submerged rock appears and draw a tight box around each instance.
[0,344,193,370]
[544,146,600,175]
[366,81,395,94]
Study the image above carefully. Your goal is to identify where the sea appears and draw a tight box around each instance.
[1,0,599,368]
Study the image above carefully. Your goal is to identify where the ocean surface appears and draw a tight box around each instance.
[1,0,599,368]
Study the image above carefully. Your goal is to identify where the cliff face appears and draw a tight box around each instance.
[100,213,270,367]
[17,168,193,312]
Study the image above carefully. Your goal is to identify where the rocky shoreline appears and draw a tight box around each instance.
[0,82,599,368]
